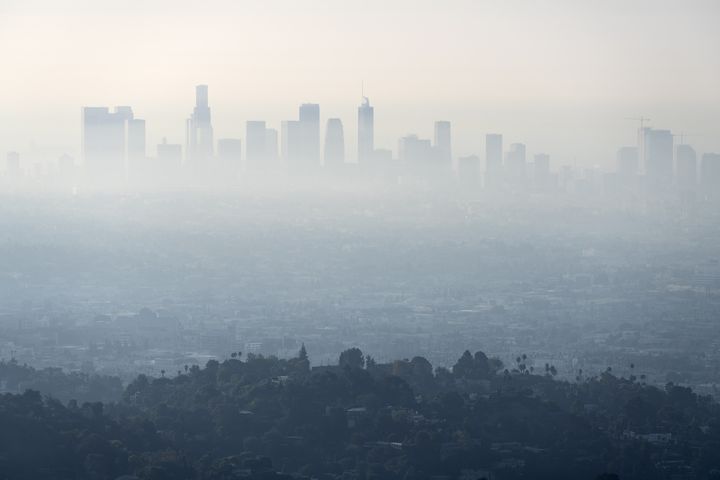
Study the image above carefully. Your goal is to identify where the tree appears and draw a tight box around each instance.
[410,356,433,380]
[339,348,365,369]
[452,350,475,378]
[293,343,310,373]
[452,350,492,379]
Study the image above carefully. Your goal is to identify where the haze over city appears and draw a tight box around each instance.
[1,0,719,168]
[2,2,720,480]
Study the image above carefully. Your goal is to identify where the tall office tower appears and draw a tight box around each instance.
[700,153,720,201]
[434,121,452,168]
[675,144,697,190]
[6,151,21,177]
[217,138,242,182]
[324,118,345,168]
[298,103,320,172]
[246,121,268,170]
[485,134,503,188]
[82,106,141,182]
[533,153,550,191]
[643,128,673,190]
[121,107,146,182]
[505,143,527,186]
[186,85,214,173]
[358,96,374,164]
[399,135,433,163]
[457,155,480,187]
[399,134,436,180]
[616,146,639,177]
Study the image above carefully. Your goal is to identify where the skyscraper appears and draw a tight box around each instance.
[186,85,214,174]
[643,128,673,191]
[123,107,146,182]
[399,135,433,163]
[434,121,452,168]
[246,121,268,171]
[82,106,143,183]
[675,144,697,191]
[485,134,503,188]
[399,134,435,180]
[505,143,527,186]
[324,118,345,169]
[298,103,320,172]
[358,96,374,164]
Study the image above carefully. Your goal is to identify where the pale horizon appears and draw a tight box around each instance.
[1,0,719,168]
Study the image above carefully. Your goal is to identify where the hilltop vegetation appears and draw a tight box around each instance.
[1,347,720,480]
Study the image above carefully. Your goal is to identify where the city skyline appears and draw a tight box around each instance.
[1,0,718,167]
[6,85,720,180]
[3,3,720,479]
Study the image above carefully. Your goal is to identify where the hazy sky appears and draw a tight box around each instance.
[1,0,718,168]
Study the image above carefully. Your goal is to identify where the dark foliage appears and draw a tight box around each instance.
[2,347,719,480]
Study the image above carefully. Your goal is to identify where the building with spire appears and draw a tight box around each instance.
[186,85,214,174]
[358,95,374,164]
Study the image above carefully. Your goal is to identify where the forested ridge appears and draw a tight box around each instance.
[1,347,719,480]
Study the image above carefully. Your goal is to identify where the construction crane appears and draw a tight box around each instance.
[672,132,702,145]
[624,117,652,162]
[624,116,652,131]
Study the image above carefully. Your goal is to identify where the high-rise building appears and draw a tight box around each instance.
[358,96,374,164]
[246,121,268,170]
[298,103,320,172]
[485,134,503,188]
[505,143,526,186]
[643,128,673,190]
[399,135,433,163]
[675,144,697,190]
[324,118,345,169]
[186,85,214,173]
[123,108,146,182]
[434,121,452,167]
[82,106,143,182]
[399,134,436,180]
